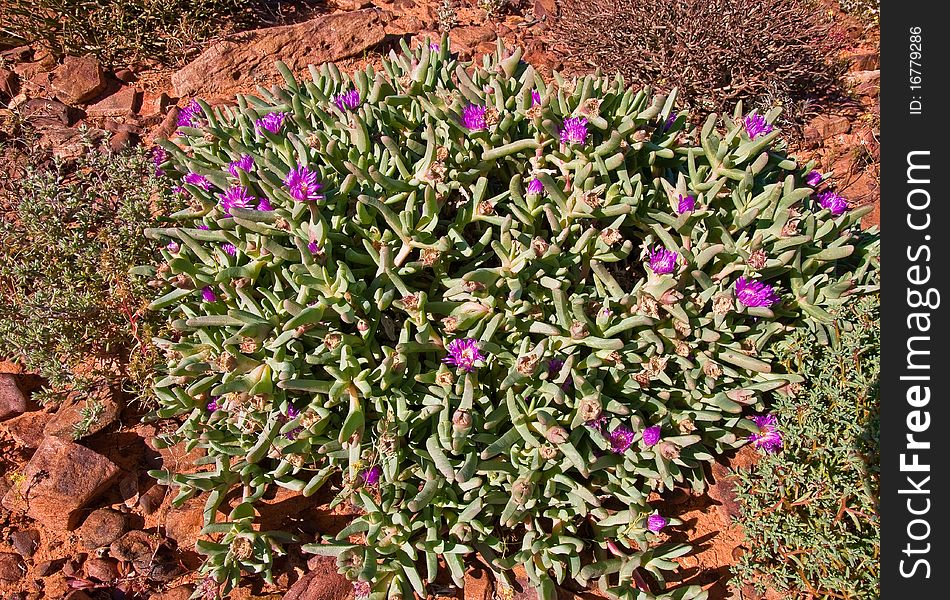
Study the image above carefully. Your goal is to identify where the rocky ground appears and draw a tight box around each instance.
[0,1,880,599]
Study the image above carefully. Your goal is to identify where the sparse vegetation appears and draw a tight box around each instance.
[732,294,880,599]
[0,134,178,403]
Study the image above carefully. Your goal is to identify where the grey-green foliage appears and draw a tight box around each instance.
[144,37,879,599]
[732,294,880,598]
[0,138,174,402]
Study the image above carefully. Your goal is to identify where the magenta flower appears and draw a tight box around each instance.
[222,243,237,256]
[286,406,300,420]
[560,117,589,145]
[334,88,361,112]
[527,177,545,195]
[284,165,323,202]
[207,398,220,411]
[531,90,542,107]
[218,185,255,215]
[429,42,441,51]
[172,185,188,196]
[648,245,678,275]
[607,426,635,454]
[744,113,773,138]
[806,170,823,186]
[152,146,167,177]
[663,113,677,132]
[647,513,668,533]
[166,241,180,253]
[256,197,273,211]
[359,465,382,486]
[177,99,202,128]
[228,154,254,178]
[201,286,217,302]
[677,194,696,214]
[642,425,662,447]
[183,172,211,191]
[443,338,486,372]
[197,224,210,230]
[256,111,288,134]
[749,414,783,453]
[462,104,487,131]
[307,241,322,255]
[817,190,848,216]
[734,276,781,308]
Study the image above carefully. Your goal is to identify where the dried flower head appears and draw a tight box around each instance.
[324,333,342,350]
[747,249,768,271]
[230,536,254,560]
[582,191,602,208]
[452,410,473,428]
[600,228,623,245]
[420,247,441,266]
[578,98,602,118]
[712,294,734,316]
[502,348,535,375]
[570,321,589,339]
[703,361,722,379]
[578,396,602,422]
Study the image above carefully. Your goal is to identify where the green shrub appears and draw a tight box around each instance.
[0,134,175,402]
[145,39,878,599]
[553,0,841,125]
[732,294,880,598]
[3,0,278,68]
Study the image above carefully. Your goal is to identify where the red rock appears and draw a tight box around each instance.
[10,529,40,558]
[77,507,129,549]
[848,52,880,71]
[283,555,351,600]
[38,125,106,161]
[51,55,107,104]
[84,557,120,583]
[138,484,167,515]
[327,0,372,8]
[533,0,558,18]
[449,25,497,56]
[85,85,141,118]
[43,387,122,439]
[809,114,851,140]
[109,530,162,572]
[2,409,51,448]
[12,61,50,83]
[171,9,392,98]
[0,552,25,582]
[0,436,121,530]
[163,497,205,549]
[21,98,76,127]
[114,68,136,83]
[1,45,32,63]
[0,374,27,421]
[0,67,18,98]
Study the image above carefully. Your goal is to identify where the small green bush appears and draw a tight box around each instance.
[0,135,175,401]
[732,294,880,599]
[146,39,878,599]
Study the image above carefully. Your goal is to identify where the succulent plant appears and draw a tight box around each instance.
[143,36,879,599]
